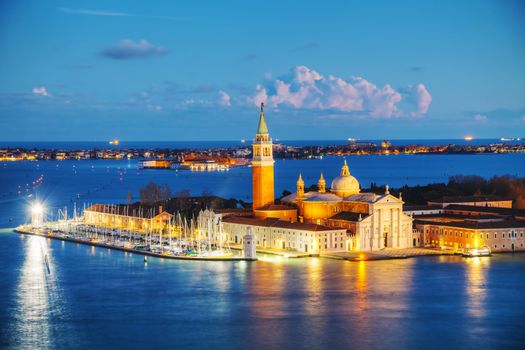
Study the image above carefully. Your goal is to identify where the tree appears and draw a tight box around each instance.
[174,189,191,198]
[140,182,172,204]
[160,184,172,201]
[140,182,160,204]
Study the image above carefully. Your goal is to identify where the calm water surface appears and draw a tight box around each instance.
[1,153,525,349]
[0,232,524,349]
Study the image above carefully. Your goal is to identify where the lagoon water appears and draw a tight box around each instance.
[1,232,525,350]
[1,151,525,349]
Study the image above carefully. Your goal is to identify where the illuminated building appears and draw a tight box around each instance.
[200,105,415,253]
[413,204,525,251]
[252,103,275,210]
[200,209,347,253]
[282,166,415,250]
[251,103,297,222]
[84,204,173,232]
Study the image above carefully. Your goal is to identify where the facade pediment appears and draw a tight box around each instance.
[372,194,404,205]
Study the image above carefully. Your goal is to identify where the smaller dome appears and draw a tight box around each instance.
[331,160,360,197]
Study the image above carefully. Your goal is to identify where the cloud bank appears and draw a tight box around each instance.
[101,39,167,60]
[253,66,432,117]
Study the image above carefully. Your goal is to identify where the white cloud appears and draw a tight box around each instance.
[101,39,167,60]
[32,86,49,97]
[218,90,231,107]
[406,83,432,115]
[473,114,488,122]
[252,65,432,117]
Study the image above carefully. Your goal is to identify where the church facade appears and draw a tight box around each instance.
[199,104,415,253]
[281,162,415,251]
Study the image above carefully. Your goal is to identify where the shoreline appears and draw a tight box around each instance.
[13,227,255,262]
[11,226,487,262]
[1,141,524,162]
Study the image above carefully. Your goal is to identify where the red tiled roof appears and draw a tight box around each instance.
[254,204,296,211]
[414,219,525,229]
[429,195,512,203]
[328,211,369,222]
[85,204,172,219]
[222,216,339,232]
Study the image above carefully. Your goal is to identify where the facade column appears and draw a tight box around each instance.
[377,208,382,249]
[387,208,395,247]
[398,208,402,248]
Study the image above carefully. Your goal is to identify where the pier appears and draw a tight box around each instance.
[14,224,256,261]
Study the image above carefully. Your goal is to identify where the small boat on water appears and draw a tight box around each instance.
[462,246,491,257]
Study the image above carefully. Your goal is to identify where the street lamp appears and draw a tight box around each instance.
[31,202,45,228]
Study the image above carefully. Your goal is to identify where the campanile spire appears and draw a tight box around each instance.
[252,103,274,210]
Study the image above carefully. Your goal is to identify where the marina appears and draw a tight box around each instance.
[14,226,252,261]
[15,203,256,261]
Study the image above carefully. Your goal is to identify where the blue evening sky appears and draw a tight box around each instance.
[0,0,524,141]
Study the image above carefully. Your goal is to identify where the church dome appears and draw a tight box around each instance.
[331,160,360,197]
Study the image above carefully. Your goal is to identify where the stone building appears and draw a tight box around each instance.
[413,204,525,252]
[199,104,416,253]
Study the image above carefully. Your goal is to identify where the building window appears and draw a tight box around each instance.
[494,233,497,239]
[503,233,505,239]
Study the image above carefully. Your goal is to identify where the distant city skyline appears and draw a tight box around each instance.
[0,0,524,141]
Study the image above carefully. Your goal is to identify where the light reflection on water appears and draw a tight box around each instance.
[1,232,525,350]
[14,236,58,349]
[466,257,489,319]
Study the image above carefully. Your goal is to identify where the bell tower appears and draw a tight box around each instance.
[252,103,275,210]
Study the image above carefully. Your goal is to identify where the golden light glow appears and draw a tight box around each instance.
[31,203,43,215]
[465,256,489,318]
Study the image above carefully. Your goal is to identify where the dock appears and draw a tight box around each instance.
[14,226,256,262]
